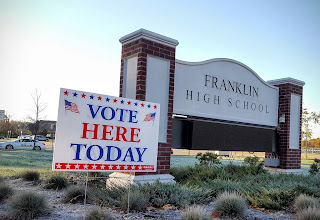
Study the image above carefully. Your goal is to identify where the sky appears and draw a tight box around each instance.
[0,0,320,138]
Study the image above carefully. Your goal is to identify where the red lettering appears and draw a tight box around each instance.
[81,123,99,139]
[130,127,140,142]
[101,125,114,140]
[115,126,128,142]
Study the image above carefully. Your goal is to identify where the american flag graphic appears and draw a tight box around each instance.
[65,100,80,113]
[144,112,156,121]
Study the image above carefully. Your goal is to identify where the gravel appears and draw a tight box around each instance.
[0,178,295,220]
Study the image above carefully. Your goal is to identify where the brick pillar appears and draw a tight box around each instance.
[266,78,305,173]
[108,29,178,184]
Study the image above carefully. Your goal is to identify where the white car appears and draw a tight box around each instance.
[0,138,46,150]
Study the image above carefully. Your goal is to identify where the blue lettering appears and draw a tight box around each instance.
[70,143,87,160]
[105,146,121,161]
[122,148,135,162]
[87,104,102,119]
[129,110,138,123]
[116,108,128,122]
[136,148,147,162]
[101,107,115,120]
[86,145,103,161]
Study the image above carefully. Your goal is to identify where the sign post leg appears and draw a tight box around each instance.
[127,172,132,214]
[84,171,89,220]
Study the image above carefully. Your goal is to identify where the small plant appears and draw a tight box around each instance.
[309,158,320,175]
[214,191,247,217]
[294,194,320,211]
[45,175,68,190]
[65,186,85,203]
[196,152,221,167]
[296,207,320,220]
[20,170,40,181]
[85,208,115,220]
[121,190,147,212]
[181,205,211,220]
[8,192,47,219]
[244,156,260,166]
[0,183,13,202]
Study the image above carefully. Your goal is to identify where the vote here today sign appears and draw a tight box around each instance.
[52,88,160,172]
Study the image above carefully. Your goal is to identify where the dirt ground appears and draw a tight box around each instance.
[0,177,296,220]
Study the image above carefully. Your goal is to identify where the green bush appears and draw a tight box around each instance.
[85,208,115,220]
[214,191,247,217]
[20,170,40,181]
[0,183,13,202]
[8,192,47,219]
[296,207,320,220]
[121,190,147,212]
[196,152,221,167]
[294,194,320,211]
[243,156,260,166]
[181,205,211,220]
[45,175,68,190]
[136,181,213,207]
[89,184,127,207]
[65,186,86,203]
[309,158,320,175]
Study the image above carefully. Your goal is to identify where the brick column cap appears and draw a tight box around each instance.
[119,28,179,48]
[267,77,305,87]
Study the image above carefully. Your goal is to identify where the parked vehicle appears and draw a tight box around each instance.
[34,135,49,142]
[0,138,46,150]
[0,136,4,139]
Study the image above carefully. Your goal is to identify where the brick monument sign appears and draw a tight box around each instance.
[108,29,304,184]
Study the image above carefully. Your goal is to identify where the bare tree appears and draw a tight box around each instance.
[29,89,47,136]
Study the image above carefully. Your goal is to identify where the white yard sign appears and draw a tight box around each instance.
[53,88,160,172]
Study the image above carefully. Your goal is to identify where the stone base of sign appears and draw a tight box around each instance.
[106,172,175,186]
[265,167,304,175]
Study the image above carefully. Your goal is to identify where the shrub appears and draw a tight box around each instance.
[89,184,127,207]
[121,190,147,212]
[196,152,221,167]
[45,175,68,190]
[136,181,213,207]
[8,192,47,219]
[85,208,115,220]
[294,194,320,211]
[309,158,320,175]
[65,186,85,203]
[20,170,40,181]
[244,156,260,166]
[214,191,247,217]
[0,183,13,202]
[181,205,211,220]
[296,207,320,220]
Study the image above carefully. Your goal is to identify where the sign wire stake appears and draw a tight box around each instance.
[84,171,89,220]
[127,172,132,214]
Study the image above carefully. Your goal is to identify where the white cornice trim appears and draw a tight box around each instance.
[119,29,179,48]
[267,77,305,87]
[176,58,278,90]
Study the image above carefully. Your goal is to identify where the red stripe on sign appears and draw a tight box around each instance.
[54,163,154,171]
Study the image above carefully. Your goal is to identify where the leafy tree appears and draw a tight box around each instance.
[302,108,320,156]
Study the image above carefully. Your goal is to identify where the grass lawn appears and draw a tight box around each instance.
[0,150,53,177]
[0,150,314,177]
